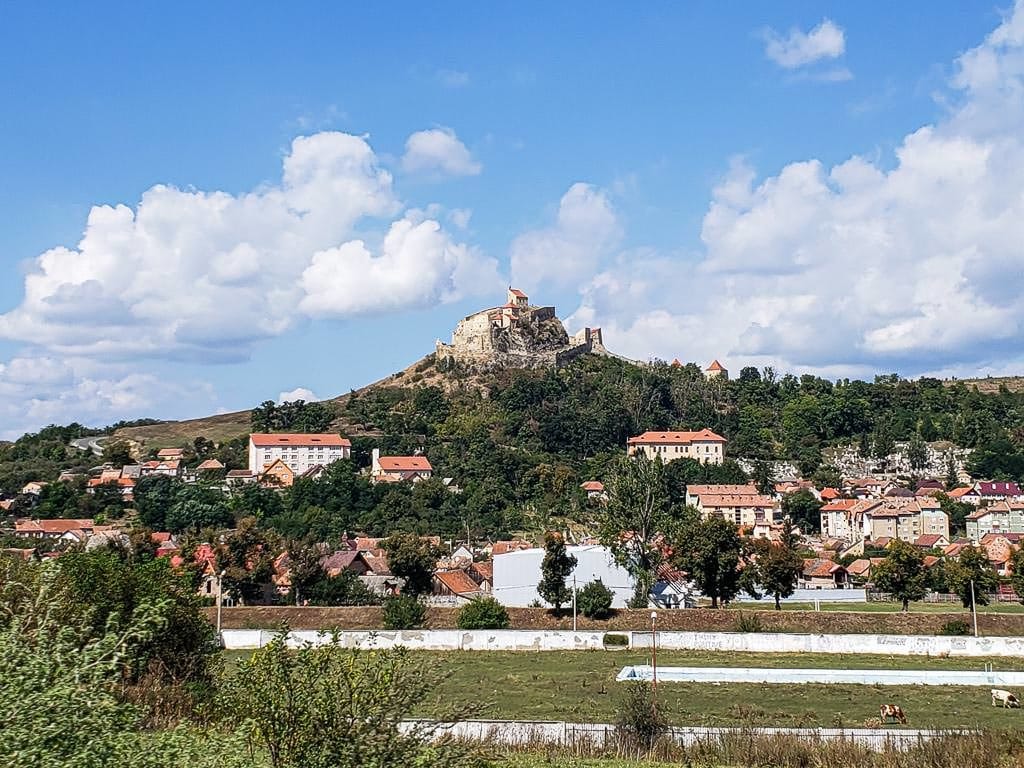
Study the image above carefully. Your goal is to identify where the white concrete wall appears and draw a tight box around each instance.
[222,628,1024,657]
[733,588,867,604]
[632,630,1024,657]
[616,665,1024,686]
[492,545,636,608]
[406,720,968,751]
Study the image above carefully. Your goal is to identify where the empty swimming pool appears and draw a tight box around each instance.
[616,666,1024,687]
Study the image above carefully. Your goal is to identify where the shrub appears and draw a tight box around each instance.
[614,681,669,751]
[576,578,614,619]
[734,611,764,633]
[457,597,510,630]
[939,618,971,636]
[381,595,425,630]
[603,632,629,647]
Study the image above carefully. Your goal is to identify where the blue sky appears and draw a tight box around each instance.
[1,2,1022,437]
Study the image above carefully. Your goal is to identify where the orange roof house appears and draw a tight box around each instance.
[370,449,433,483]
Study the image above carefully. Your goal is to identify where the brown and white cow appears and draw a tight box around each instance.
[879,704,907,724]
[991,689,1021,708]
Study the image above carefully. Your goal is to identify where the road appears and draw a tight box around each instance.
[69,435,108,457]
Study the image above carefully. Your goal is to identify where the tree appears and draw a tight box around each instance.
[101,440,134,467]
[750,459,776,496]
[781,488,823,534]
[935,492,972,537]
[576,578,614,619]
[134,474,177,530]
[598,454,674,607]
[303,571,379,607]
[537,532,577,614]
[906,434,929,472]
[214,518,281,604]
[673,515,746,608]
[946,546,1000,609]
[811,464,842,491]
[457,597,510,629]
[871,539,927,611]
[1011,547,1024,605]
[872,423,896,460]
[945,451,960,489]
[222,632,487,768]
[751,524,804,610]
[383,533,438,597]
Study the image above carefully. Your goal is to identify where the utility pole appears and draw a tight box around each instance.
[651,610,659,708]
[572,575,577,632]
[970,579,979,637]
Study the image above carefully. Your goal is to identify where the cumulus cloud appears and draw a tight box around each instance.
[510,183,622,290]
[764,19,846,69]
[0,131,494,363]
[278,387,319,403]
[567,1,1024,377]
[0,129,499,435]
[401,127,482,176]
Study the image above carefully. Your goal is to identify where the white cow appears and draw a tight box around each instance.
[991,689,1020,708]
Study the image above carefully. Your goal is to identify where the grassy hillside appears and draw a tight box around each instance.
[946,376,1024,394]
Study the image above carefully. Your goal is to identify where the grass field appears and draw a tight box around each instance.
[225,648,1024,730]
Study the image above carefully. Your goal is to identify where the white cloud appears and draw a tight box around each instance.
[300,215,498,316]
[0,131,493,363]
[278,387,319,403]
[401,127,482,177]
[436,68,470,88]
[764,19,846,69]
[510,183,622,290]
[566,1,1024,377]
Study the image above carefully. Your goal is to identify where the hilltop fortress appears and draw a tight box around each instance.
[435,288,611,370]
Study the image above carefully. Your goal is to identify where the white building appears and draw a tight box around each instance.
[491,545,637,608]
[626,429,726,464]
[248,433,351,475]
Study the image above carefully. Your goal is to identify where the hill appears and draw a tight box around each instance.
[945,376,1024,394]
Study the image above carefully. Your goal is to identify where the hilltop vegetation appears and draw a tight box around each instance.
[6,355,1024,539]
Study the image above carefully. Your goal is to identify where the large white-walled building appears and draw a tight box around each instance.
[248,433,351,475]
[492,545,637,608]
[626,429,726,464]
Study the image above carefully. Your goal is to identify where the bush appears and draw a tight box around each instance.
[576,579,614,619]
[457,597,510,630]
[734,611,764,633]
[939,618,971,636]
[302,571,380,607]
[381,595,426,630]
[603,632,629,647]
[614,681,669,751]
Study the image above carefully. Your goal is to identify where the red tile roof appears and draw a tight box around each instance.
[509,288,527,298]
[706,359,726,371]
[803,558,846,578]
[580,480,605,492]
[434,569,482,596]
[820,487,840,500]
[378,456,433,472]
[948,486,978,498]
[250,433,351,447]
[821,499,858,511]
[628,429,726,445]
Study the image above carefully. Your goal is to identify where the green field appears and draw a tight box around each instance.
[226,648,1024,730]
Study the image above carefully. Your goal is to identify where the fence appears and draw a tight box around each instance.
[616,664,1024,686]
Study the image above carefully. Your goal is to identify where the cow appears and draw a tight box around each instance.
[879,704,907,724]
[991,689,1021,708]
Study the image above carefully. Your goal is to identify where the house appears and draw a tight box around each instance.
[139,459,182,478]
[580,480,607,501]
[979,533,1022,576]
[966,501,1024,544]
[693,493,779,529]
[319,550,371,578]
[626,429,726,465]
[948,486,981,504]
[468,561,493,592]
[847,478,892,499]
[259,458,295,488]
[820,487,841,502]
[248,433,352,475]
[14,518,95,539]
[86,476,136,501]
[157,448,185,461]
[432,569,484,602]
[845,558,873,581]
[20,481,47,495]
[195,458,225,472]
[913,533,949,550]
[976,482,1024,502]
[226,469,256,485]
[299,464,328,481]
[843,498,950,544]
[704,359,729,380]
[491,539,533,556]
[370,448,433,483]
[820,499,859,541]
[800,558,849,589]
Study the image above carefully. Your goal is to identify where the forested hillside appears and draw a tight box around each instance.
[4,354,1024,539]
